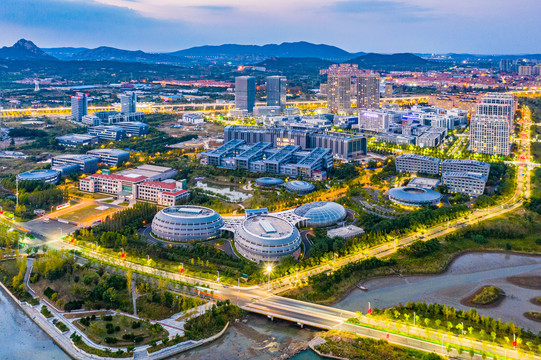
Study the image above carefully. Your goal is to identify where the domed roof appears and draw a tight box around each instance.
[388,187,442,204]
[284,180,315,193]
[17,169,60,181]
[294,201,347,227]
[255,177,284,186]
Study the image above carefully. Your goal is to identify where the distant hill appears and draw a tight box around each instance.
[0,39,57,61]
[69,46,193,66]
[347,53,436,70]
[170,41,363,63]
[43,47,89,60]
[255,57,335,72]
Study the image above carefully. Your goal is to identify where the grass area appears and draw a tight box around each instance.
[118,202,129,207]
[283,208,541,304]
[58,204,117,223]
[135,290,205,321]
[471,286,503,305]
[0,258,36,303]
[361,301,541,353]
[71,333,132,358]
[75,315,168,347]
[54,319,69,332]
[41,305,53,318]
[314,330,442,360]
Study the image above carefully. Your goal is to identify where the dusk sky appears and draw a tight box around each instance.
[1,0,540,54]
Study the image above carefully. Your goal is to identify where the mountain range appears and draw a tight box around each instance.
[0,39,57,61]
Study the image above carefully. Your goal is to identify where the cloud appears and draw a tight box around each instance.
[188,5,236,11]
[331,0,431,18]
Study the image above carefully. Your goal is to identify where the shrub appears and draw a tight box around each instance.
[103,315,113,321]
[104,337,117,344]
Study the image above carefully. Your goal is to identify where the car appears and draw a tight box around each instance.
[43,218,50,223]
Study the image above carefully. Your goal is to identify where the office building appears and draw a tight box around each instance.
[416,127,447,148]
[223,125,366,160]
[115,165,177,182]
[266,76,287,110]
[327,74,352,112]
[441,159,490,177]
[18,169,61,184]
[71,92,88,121]
[476,93,516,117]
[51,154,99,174]
[120,92,137,114]
[441,172,487,196]
[86,149,130,166]
[134,181,189,206]
[235,76,256,113]
[396,154,441,175]
[114,121,149,137]
[82,115,100,127]
[469,114,510,156]
[56,133,98,147]
[97,111,145,125]
[201,139,333,179]
[356,75,380,109]
[357,109,394,132]
[88,126,127,141]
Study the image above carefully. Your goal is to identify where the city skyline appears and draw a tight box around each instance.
[1,0,541,54]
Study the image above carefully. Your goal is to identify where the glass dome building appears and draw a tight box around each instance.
[151,205,224,242]
[255,177,284,188]
[284,180,315,195]
[388,187,442,207]
[17,169,61,183]
[294,201,347,228]
[235,215,301,263]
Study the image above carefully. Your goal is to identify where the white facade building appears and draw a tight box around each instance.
[442,172,487,196]
[395,154,441,175]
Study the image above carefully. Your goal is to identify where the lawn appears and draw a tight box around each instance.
[58,204,117,223]
[75,315,168,347]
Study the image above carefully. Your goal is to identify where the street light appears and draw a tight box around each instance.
[266,265,272,291]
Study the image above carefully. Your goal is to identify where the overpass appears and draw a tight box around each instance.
[0,96,427,117]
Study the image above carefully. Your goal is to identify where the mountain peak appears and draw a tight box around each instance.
[0,39,57,61]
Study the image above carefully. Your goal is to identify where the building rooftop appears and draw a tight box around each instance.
[327,225,364,238]
[242,215,295,240]
[408,177,441,190]
[442,172,487,181]
[54,154,98,162]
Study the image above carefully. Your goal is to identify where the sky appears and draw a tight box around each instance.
[0,0,539,54]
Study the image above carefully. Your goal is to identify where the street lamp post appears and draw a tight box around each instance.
[266,265,272,291]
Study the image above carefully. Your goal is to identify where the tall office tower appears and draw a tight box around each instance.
[235,76,256,113]
[120,92,137,114]
[327,74,352,112]
[356,75,380,109]
[499,59,513,72]
[71,92,88,121]
[533,64,541,76]
[476,93,516,126]
[266,76,287,110]
[469,114,510,156]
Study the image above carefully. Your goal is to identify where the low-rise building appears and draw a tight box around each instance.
[441,159,490,177]
[114,121,149,137]
[134,180,189,206]
[51,154,99,174]
[86,149,130,166]
[81,115,100,127]
[88,125,126,141]
[441,172,487,196]
[180,113,205,124]
[327,225,364,239]
[56,133,99,147]
[395,154,441,175]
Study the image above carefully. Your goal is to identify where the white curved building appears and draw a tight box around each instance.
[235,215,301,263]
[151,205,224,242]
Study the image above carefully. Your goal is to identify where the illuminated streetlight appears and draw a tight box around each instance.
[266,265,272,291]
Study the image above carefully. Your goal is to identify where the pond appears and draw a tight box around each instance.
[195,180,252,203]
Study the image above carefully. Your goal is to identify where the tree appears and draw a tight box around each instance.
[469,348,475,359]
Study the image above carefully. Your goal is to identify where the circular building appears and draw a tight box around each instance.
[151,205,224,242]
[255,177,284,188]
[387,187,442,207]
[294,201,347,228]
[284,180,315,195]
[17,169,60,183]
[235,215,301,263]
